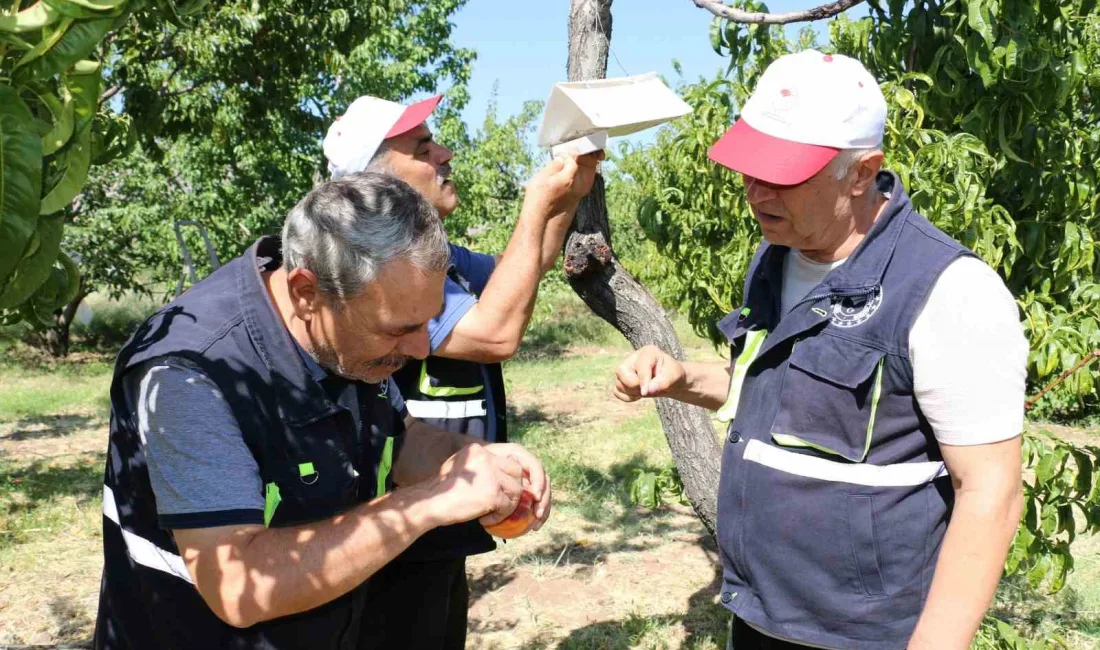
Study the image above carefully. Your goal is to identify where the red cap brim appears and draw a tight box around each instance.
[385,94,443,138]
[707,119,840,186]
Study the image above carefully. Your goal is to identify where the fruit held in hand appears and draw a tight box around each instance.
[483,491,536,539]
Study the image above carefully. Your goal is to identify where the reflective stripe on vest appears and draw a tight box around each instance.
[717,329,768,423]
[418,360,482,397]
[743,439,948,487]
[102,485,194,584]
[376,437,395,497]
[405,399,487,420]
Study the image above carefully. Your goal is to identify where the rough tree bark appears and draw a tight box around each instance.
[564,0,722,536]
[43,281,88,358]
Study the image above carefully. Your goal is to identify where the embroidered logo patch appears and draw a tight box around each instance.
[830,287,883,328]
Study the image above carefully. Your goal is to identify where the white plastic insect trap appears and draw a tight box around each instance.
[536,72,693,158]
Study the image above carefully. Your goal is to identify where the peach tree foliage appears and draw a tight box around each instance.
[0,0,207,325]
[2,0,476,324]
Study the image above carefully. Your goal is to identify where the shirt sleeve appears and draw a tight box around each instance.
[127,358,265,529]
[909,256,1029,446]
[448,243,497,296]
[428,275,478,352]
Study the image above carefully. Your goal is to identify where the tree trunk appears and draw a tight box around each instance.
[44,282,88,358]
[564,0,722,536]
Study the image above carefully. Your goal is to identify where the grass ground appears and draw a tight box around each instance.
[0,292,1097,648]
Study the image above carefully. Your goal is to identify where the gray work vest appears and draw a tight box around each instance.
[714,172,974,649]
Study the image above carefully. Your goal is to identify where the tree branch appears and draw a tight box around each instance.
[689,0,866,25]
[100,85,123,105]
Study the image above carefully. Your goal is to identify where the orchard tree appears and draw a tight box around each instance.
[0,0,208,333]
[51,0,475,354]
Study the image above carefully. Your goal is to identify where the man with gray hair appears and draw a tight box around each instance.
[94,172,552,650]
[614,51,1027,649]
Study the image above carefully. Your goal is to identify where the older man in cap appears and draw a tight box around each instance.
[614,51,1027,649]
[323,95,600,648]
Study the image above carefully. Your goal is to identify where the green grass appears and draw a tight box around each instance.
[0,355,112,422]
[0,456,102,552]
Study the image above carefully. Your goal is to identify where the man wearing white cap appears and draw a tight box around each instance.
[613,51,1027,649]
[324,94,601,649]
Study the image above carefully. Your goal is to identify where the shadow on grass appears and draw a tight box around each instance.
[50,594,95,645]
[516,308,619,362]
[504,555,727,650]
[0,414,98,441]
[1,458,102,512]
[511,561,727,650]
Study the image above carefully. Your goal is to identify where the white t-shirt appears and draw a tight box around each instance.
[781,251,1028,446]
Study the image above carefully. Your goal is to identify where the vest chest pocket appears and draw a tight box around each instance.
[268,419,361,527]
[771,336,886,462]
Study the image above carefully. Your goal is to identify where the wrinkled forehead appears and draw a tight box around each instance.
[342,260,446,334]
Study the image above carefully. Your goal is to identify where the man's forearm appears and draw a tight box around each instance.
[466,207,549,353]
[908,484,1023,649]
[184,483,442,627]
[668,361,731,410]
[539,204,578,274]
[392,418,475,486]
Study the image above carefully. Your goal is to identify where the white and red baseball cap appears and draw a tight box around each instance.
[708,50,886,186]
[323,94,443,179]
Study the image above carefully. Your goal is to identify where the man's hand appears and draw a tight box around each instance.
[523,151,604,219]
[484,443,552,531]
[614,345,687,402]
[430,444,527,527]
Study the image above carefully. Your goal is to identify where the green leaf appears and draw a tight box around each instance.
[14,16,114,84]
[38,90,75,156]
[631,471,659,509]
[91,111,135,165]
[64,62,102,136]
[40,126,92,215]
[1049,550,1072,592]
[966,0,995,47]
[43,0,128,19]
[1036,449,1058,484]
[1041,503,1058,537]
[1072,450,1093,499]
[997,104,1027,164]
[0,213,64,310]
[1027,553,1050,588]
[0,85,44,290]
[709,15,725,56]
[0,0,63,33]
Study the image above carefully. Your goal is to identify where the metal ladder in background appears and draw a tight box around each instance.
[173,220,221,298]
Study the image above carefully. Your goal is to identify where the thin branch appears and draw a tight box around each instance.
[100,85,123,105]
[1025,349,1100,411]
[690,0,866,25]
[163,77,213,98]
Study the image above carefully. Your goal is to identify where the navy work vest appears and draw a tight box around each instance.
[390,265,506,561]
[94,237,402,650]
[714,173,973,649]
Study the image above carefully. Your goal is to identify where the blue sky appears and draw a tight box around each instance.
[446,0,853,148]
